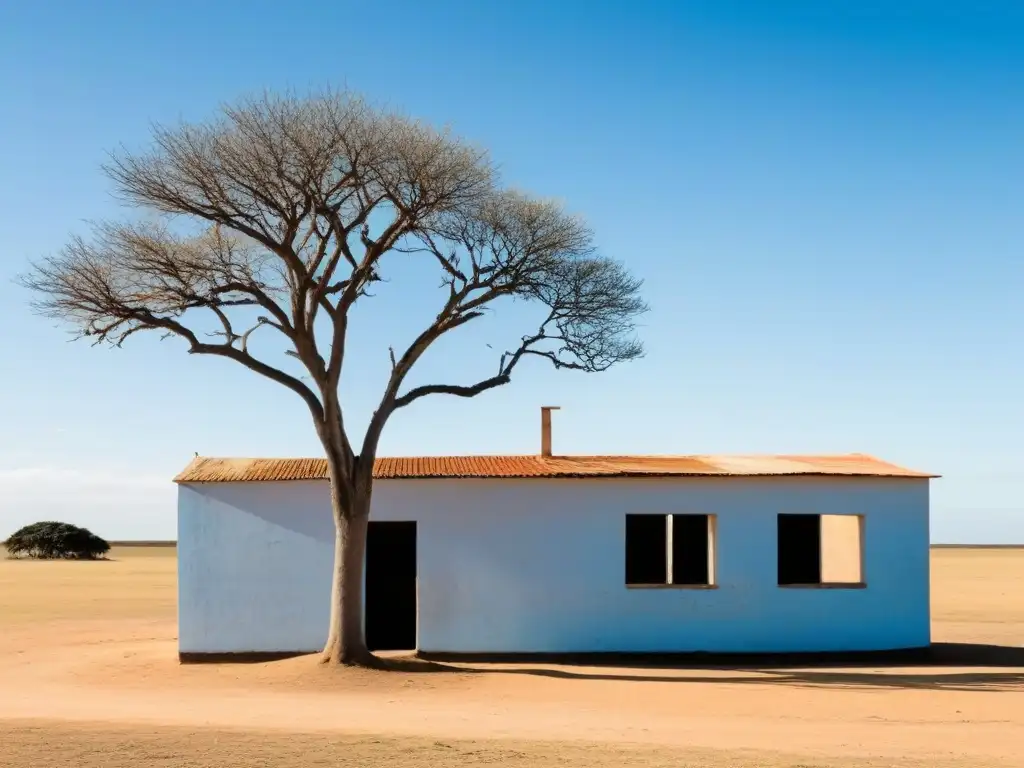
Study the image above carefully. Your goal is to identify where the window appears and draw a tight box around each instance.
[625,514,715,587]
[625,514,667,585]
[777,514,864,587]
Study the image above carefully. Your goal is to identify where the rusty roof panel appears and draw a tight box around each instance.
[174,454,937,483]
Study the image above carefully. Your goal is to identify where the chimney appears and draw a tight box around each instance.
[540,406,560,457]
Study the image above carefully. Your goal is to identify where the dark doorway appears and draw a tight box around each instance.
[365,521,417,651]
[777,514,821,585]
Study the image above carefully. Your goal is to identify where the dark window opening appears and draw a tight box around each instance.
[626,514,716,586]
[625,514,667,585]
[777,514,821,585]
[671,514,712,585]
[365,520,417,651]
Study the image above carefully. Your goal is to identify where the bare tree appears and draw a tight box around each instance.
[19,91,647,666]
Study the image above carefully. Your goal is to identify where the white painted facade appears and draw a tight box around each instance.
[178,475,930,655]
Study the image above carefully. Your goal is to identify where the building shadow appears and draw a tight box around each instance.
[417,643,1024,692]
[181,644,1024,692]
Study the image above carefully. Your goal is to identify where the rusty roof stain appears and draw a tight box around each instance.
[174,454,937,483]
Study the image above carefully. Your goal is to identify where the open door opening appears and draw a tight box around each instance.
[365,521,417,652]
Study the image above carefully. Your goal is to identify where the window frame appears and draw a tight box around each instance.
[624,513,718,590]
[776,513,867,589]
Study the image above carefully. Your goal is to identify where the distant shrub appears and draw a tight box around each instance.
[4,521,110,560]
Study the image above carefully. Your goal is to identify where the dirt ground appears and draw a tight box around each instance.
[1,547,1022,767]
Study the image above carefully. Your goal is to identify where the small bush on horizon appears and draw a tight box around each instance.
[4,521,111,560]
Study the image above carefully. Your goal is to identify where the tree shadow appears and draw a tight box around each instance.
[179,650,457,671]
[417,643,1024,692]
[183,644,1024,692]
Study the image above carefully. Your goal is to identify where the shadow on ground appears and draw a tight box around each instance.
[419,643,1024,692]
[182,643,1024,692]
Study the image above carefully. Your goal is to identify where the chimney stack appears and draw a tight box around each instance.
[540,406,560,457]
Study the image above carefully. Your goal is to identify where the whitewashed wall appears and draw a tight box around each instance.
[177,476,930,655]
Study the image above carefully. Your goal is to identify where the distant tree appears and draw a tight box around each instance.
[5,522,111,560]
[19,90,647,666]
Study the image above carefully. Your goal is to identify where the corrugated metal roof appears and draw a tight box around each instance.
[174,454,937,483]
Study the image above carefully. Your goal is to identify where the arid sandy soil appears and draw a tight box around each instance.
[1,546,1022,767]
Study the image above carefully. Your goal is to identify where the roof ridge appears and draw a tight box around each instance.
[192,454,888,460]
[175,454,938,483]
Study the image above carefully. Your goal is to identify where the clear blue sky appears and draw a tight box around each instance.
[0,1,1021,542]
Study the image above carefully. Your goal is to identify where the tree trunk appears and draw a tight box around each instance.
[320,482,375,666]
[312,387,386,668]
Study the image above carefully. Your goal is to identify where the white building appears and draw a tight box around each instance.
[175,415,936,659]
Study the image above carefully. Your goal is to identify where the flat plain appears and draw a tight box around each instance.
[1,546,1022,767]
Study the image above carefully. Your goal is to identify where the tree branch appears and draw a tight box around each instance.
[392,374,511,410]
[139,310,326,422]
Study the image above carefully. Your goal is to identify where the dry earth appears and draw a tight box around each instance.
[1,546,1022,767]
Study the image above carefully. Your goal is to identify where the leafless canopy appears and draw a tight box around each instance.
[21,91,647,478]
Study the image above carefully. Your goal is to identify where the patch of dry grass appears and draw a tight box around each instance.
[1,722,987,768]
[930,548,1024,644]
[0,546,176,625]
